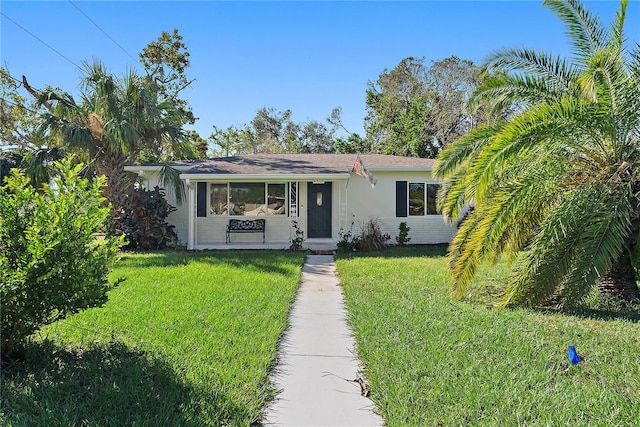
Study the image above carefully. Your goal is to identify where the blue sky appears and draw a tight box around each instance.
[2,1,638,140]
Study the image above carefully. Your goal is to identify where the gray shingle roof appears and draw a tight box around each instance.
[173,154,435,175]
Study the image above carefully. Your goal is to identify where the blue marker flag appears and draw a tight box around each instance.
[567,345,581,365]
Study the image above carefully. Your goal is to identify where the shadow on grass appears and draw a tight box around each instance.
[531,305,640,323]
[117,250,303,276]
[1,340,245,426]
[336,244,449,260]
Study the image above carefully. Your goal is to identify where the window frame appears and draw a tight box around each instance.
[201,182,291,217]
[396,181,440,217]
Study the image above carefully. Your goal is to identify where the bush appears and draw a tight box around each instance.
[289,220,305,251]
[337,227,359,253]
[0,159,124,362]
[396,221,411,245]
[115,186,180,250]
[338,219,390,253]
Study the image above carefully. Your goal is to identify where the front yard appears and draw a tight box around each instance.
[337,246,640,425]
[1,251,305,426]
[3,248,640,426]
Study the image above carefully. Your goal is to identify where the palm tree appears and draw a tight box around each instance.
[33,60,195,226]
[434,0,640,306]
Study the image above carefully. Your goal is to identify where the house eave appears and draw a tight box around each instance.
[368,166,433,172]
[178,173,351,181]
[124,165,192,174]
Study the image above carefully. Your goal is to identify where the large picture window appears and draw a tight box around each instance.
[396,181,440,217]
[205,182,289,217]
[229,183,265,216]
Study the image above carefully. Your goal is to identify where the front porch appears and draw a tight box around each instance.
[191,238,337,252]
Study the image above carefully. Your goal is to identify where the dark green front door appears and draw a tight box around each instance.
[307,182,332,238]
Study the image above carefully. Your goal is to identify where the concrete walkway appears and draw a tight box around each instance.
[264,255,384,427]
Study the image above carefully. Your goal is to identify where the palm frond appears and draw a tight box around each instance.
[158,164,185,204]
[543,0,607,60]
[484,48,577,90]
[504,184,630,306]
[609,0,628,51]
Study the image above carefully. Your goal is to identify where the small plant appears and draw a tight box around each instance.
[396,221,411,245]
[289,220,305,251]
[355,218,391,252]
[337,226,359,253]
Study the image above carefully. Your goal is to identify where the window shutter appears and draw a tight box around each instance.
[396,181,407,217]
[197,182,207,217]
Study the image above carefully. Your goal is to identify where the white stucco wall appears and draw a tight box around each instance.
[139,169,455,248]
[344,171,455,245]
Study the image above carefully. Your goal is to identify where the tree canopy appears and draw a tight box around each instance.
[209,107,339,155]
[365,56,489,158]
[435,0,640,306]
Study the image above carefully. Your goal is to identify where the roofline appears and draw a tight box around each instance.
[368,166,433,172]
[179,173,351,181]
[124,165,192,173]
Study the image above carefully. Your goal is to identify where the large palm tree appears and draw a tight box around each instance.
[34,61,194,221]
[434,0,640,306]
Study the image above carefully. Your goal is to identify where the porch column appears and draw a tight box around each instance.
[187,180,196,250]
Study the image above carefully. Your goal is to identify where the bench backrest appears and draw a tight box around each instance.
[228,219,266,231]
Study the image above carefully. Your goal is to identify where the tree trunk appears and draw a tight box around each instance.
[97,153,135,237]
[598,252,639,301]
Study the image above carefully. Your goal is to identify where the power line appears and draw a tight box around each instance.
[67,0,139,64]
[0,12,81,70]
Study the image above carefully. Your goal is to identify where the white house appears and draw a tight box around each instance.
[125,154,455,250]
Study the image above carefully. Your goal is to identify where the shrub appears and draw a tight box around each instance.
[115,186,180,250]
[337,227,359,253]
[338,219,390,253]
[396,221,411,245]
[0,159,124,362]
[289,220,305,251]
[356,218,391,252]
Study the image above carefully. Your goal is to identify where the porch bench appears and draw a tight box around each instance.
[226,219,266,243]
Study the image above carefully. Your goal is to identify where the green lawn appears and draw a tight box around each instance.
[1,251,305,426]
[337,246,640,426]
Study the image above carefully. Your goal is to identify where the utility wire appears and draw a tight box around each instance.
[67,0,139,64]
[1,12,81,70]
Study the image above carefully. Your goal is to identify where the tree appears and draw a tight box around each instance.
[0,159,123,361]
[31,60,194,246]
[365,56,490,158]
[209,107,338,155]
[139,28,196,126]
[434,0,640,306]
[1,67,41,151]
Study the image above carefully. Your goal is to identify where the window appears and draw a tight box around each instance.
[409,183,425,216]
[426,184,439,215]
[229,183,266,216]
[267,183,286,215]
[199,182,291,217]
[396,181,440,217]
[210,184,228,215]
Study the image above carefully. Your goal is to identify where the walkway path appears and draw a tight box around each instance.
[264,255,384,426]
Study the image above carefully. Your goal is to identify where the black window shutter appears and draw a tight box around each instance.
[197,182,207,217]
[396,181,407,217]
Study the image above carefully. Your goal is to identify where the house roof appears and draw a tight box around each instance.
[145,154,434,174]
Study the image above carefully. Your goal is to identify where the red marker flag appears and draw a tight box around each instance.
[351,155,377,188]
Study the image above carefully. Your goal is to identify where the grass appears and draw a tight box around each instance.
[336,246,640,426]
[1,251,306,426]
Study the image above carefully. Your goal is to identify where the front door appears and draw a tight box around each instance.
[307,182,332,238]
